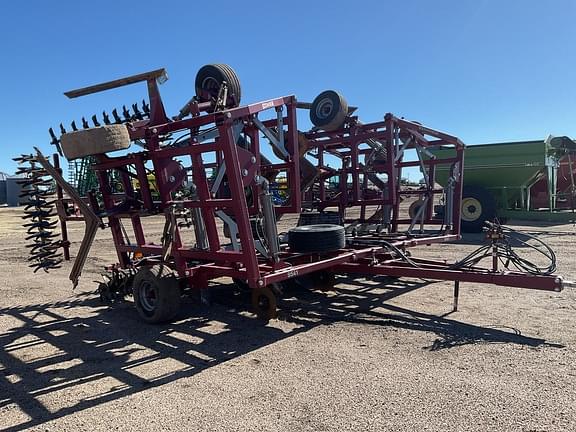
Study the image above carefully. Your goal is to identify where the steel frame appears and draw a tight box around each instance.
[47,74,568,303]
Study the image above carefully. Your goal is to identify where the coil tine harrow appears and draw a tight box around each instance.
[13,154,64,272]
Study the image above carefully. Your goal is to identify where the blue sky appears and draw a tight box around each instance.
[0,0,575,177]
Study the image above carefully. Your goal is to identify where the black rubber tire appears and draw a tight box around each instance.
[288,224,345,253]
[460,185,496,233]
[133,264,181,324]
[310,90,348,131]
[195,64,241,111]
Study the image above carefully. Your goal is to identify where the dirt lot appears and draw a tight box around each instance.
[1,206,575,431]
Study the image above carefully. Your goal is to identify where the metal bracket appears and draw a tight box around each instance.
[64,68,168,99]
[33,147,102,287]
[216,210,240,251]
[252,116,288,159]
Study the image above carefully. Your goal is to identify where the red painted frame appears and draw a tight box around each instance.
[58,77,566,296]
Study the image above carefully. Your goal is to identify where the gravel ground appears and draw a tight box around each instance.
[1,206,575,431]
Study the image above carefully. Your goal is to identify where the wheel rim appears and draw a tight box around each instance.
[252,286,277,320]
[201,76,221,99]
[139,281,157,313]
[315,97,334,120]
[461,197,482,222]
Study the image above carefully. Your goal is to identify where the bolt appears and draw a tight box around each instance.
[242,169,248,176]
[257,279,264,287]
[152,128,158,134]
[169,176,175,183]
[250,156,257,164]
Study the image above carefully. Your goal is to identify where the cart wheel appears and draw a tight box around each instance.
[288,224,345,254]
[133,264,181,324]
[251,286,278,321]
[460,186,496,233]
[310,90,348,131]
[60,124,131,161]
[408,199,425,219]
[195,64,241,111]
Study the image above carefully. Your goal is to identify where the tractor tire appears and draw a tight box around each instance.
[132,264,181,324]
[288,224,345,253]
[60,124,131,161]
[460,185,496,233]
[195,64,241,111]
[310,90,348,131]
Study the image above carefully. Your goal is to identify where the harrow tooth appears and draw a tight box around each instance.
[26,233,59,242]
[112,108,122,123]
[23,219,58,229]
[71,120,78,131]
[122,105,131,121]
[25,228,58,238]
[92,115,101,127]
[26,242,59,251]
[34,248,61,257]
[59,123,67,135]
[19,189,36,198]
[28,249,62,261]
[82,117,90,129]
[102,111,111,125]
[34,190,54,198]
[30,260,63,273]
[26,227,55,236]
[24,200,55,211]
[48,128,59,144]
[21,210,54,220]
[132,104,143,120]
[15,166,46,175]
[16,177,52,187]
[13,154,35,163]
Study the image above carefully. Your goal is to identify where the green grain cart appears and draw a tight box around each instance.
[431,136,576,232]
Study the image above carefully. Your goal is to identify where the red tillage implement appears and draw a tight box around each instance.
[14,65,573,323]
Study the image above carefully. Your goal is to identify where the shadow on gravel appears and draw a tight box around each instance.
[278,275,565,352]
[0,277,563,431]
[0,289,304,432]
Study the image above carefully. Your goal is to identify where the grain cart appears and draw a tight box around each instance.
[431,137,576,232]
[14,65,574,323]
